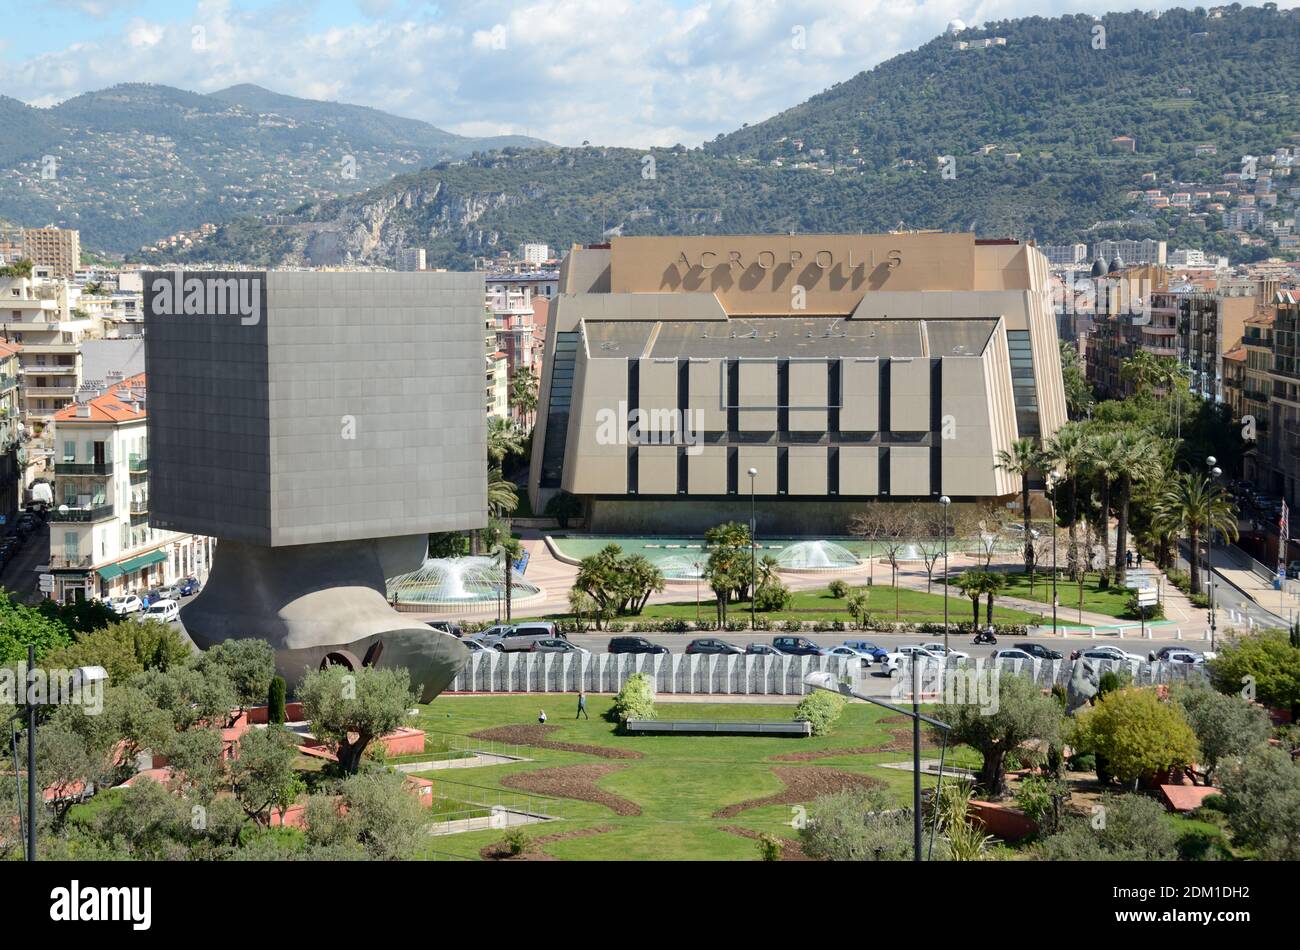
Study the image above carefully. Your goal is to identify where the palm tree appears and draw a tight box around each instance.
[1111,430,1164,586]
[493,536,525,622]
[1083,428,1121,586]
[487,416,524,466]
[1154,472,1239,596]
[1041,422,1089,578]
[508,368,539,429]
[954,570,990,629]
[1120,350,1164,396]
[995,437,1041,574]
[487,467,518,516]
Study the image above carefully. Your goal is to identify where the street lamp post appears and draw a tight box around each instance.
[804,670,952,862]
[940,496,951,654]
[748,467,758,631]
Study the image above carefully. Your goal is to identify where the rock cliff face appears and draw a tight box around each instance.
[284,179,531,266]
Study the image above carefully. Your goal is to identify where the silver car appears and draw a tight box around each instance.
[486,622,564,653]
[530,638,589,655]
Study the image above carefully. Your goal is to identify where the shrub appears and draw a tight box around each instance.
[1123,591,1164,621]
[800,787,920,861]
[1215,746,1300,860]
[753,581,791,612]
[1033,793,1178,861]
[1096,670,1129,698]
[611,672,656,724]
[756,833,784,861]
[1066,752,1096,773]
[794,690,845,736]
[1014,773,1070,835]
[268,676,287,725]
[782,619,805,632]
[827,579,850,600]
[1069,687,1200,786]
[502,828,532,856]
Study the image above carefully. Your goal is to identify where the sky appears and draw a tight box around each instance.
[3,1,1297,148]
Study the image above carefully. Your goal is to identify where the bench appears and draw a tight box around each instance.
[624,719,812,737]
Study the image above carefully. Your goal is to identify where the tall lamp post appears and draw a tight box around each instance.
[748,467,758,631]
[1206,456,1222,650]
[939,495,951,655]
[1047,472,1060,639]
[805,670,951,862]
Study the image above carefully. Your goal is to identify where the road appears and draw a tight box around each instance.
[557,628,1196,660]
[0,518,48,603]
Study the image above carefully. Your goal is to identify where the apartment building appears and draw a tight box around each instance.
[1038,243,1088,266]
[518,244,551,266]
[0,227,81,279]
[0,269,102,482]
[1092,239,1167,266]
[0,341,20,527]
[46,373,213,603]
[484,311,509,420]
[397,248,427,272]
[529,233,1068,533]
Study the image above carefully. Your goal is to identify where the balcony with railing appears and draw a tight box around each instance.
[130,496,149,515]
[54,461,114,476]
[128,454,148,473]
[48,553,94,570]
[50,503,115,523]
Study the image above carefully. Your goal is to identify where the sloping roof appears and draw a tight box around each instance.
[0,341,21,358]
[53,371,146,423]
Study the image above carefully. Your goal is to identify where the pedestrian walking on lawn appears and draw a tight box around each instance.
[538,709,547,725]
[576,690,589,720]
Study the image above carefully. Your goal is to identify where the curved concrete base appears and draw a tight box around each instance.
[180,534,469,703]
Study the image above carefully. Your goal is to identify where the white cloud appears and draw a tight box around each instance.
[7,0,1300,148]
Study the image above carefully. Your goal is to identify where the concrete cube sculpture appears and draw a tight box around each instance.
[144,270,486,700]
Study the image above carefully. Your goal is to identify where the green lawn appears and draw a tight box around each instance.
[518,583,1043,626]
[410,694,973,861]
[996,572,1140,620]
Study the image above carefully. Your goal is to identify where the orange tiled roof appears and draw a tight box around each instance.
[53,372,146,423]
[0,341,21,357]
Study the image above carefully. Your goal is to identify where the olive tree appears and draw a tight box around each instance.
[298,665,415,774]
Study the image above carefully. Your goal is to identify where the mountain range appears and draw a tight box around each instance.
[0,82,547,253]
[3,6,1298,266]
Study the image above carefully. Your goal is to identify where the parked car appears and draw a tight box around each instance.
[140,599,180,623]
[530,638,589,655]
[991,648,1035,661]
[1149,646,1208,664]
[876,652,903,676]
[825,644,874,667]
[745,643,787,656]
[490,623,566,653]
[425,620,465,637]
[1082,645,1143,664]
[771,636,825,656]
[156,582,183,600]
[608,636,669,655]
[109,594,143,615]
[462,638,494,654]
[896,645,946,661]
[840,639,889,661]
[177,577,202,597]
[1013,642,1064,660]
[138,589,163,608]
[919,642,971,660]
[469,623,515,643]
[685,637,744,655]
